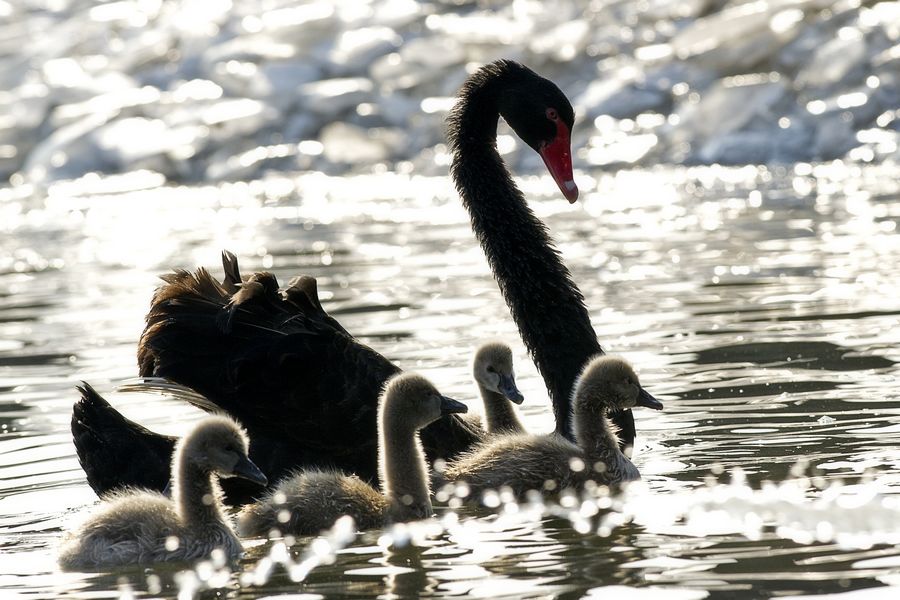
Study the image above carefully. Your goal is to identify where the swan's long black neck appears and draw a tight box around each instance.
[449,74,602,439]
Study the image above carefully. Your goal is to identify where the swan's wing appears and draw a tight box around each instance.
[117,377,221,413]
[135,252,483,484]
[141,296,398,442]
[136,253,401,482]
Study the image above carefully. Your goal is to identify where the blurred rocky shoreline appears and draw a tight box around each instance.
[2,0,898,186]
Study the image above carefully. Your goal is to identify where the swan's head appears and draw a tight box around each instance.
[473,341,524,404]
[491,61,578,203]
[176,415,268,486]
[573,356,664,415]
[450,60,578,203]
[380,373,468,431]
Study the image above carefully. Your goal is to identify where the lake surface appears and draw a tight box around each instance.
[4,0,900,596]
[2,162,900,599]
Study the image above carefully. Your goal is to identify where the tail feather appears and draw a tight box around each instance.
[218,273,282,334]
[71,383,174,496]
[71,382,272,505]
[221,250,242,293]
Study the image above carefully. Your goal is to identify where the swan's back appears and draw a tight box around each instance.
[140,265,396,457]
[237,469,386,537]
[131,252,479,491]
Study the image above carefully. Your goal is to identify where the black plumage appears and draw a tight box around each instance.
[74,256,484,504]
[447,60,635,442]
[72,382,173,496]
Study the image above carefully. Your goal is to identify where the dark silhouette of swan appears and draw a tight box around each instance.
[59,395,266,569]
[441,356,662,499]
[237,373,467,537]
[71,60,642,503]
[447,60,633,443]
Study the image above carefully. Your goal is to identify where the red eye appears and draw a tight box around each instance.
[546,108,559,121]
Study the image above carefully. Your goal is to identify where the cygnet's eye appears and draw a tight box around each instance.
[486,366,496,374]
[223,443,237,453]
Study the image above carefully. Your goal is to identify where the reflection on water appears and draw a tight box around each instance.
[2,163,900,598]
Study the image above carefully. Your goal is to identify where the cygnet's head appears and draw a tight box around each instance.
[380,373,468,430]
[472,342,524,404]
[573,356,664,415]
[176,415,268,485]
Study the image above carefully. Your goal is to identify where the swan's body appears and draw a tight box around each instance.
[442,356,663,499]
[237,374,466,536]
[59,400,266,569]
[71,59,649,504]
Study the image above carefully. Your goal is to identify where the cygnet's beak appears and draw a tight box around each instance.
[231,455,268,486]
[498,374,525,405]
[440,395,468,415]
[636,387,664,410]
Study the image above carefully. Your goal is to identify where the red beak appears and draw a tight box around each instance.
[537,120,578,203]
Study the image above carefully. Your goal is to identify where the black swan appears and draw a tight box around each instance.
[72,60,642,503]
[441,356,663,499]
[237,373,467,536]
[59,400,266,569]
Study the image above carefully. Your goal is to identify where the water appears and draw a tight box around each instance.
[4,0,900,597]
[2,162,900,599]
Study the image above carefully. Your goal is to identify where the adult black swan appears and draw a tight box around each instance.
[72,60,638,503]
[447,60,633,441]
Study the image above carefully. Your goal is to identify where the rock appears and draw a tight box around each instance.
[298,77,375,120]
[256,62,323,105]
[319,122,405,165]
[813,113,860,160]
[581,77,671,120]
[673,75,789,144]
[329,27,402,76]
[670,0,806,73]
[795,31,868,93]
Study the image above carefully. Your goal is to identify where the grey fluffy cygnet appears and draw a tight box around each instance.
[442,356,663,498]
[58,414,266,569]
[237,373,467,537]
[467,341,526,435]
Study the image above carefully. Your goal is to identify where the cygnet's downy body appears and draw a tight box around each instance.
[59,404,266,570]
[442,356,663,498]
[237,373,467,537]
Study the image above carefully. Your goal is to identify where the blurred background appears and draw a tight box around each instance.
[3,1,900,599]
[2,0,898,187]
